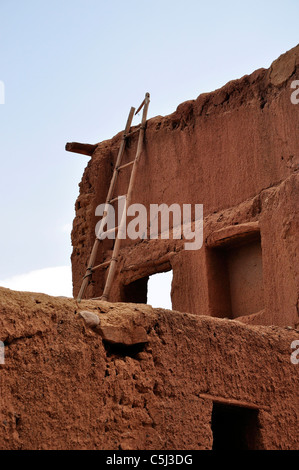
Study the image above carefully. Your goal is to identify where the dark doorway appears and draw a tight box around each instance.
[211,402,261,450]
[123,276,148,304]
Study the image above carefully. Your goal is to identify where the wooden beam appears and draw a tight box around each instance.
[65,142,97,156]
[199,393,269,410]
[206,222,260,248]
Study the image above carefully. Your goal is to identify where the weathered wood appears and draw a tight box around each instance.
[135,97,146,115]
[101,93,150,301]
[199,393,269,410]
[92,259,111,271]
[98,226,119,240]
[206,222,260,248]
[65,142,97,156]
[77,106,135,302]
[109,194,127,204]
[125,126,141,138]
[118,160,135,171]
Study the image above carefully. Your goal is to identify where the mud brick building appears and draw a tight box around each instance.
[72,45,299,329]
[1,46,298,451]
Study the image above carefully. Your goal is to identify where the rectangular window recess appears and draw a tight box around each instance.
[206,231,264,318]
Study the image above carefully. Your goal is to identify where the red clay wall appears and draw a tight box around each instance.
[0,287,298,450]
[72,45,299,328]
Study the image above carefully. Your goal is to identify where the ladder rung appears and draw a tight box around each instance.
[109,194,127,204]
[98,226,119,240]
[91,259,111,272]
[118,160,135,171]
[125,126,141,138]
[89,295,108,300]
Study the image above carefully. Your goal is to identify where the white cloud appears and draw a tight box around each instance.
[0,266,72,297]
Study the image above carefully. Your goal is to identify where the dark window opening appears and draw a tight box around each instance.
[123,276,148,304]
[211,402,261,450]
[122,270,173,309]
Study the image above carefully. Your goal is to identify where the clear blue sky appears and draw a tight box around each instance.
[0,0,298,297]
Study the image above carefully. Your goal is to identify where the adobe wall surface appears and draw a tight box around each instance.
[72,45,299,327]
[0,287,298,450]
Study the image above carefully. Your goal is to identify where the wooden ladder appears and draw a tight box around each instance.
[77,92,150,302]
